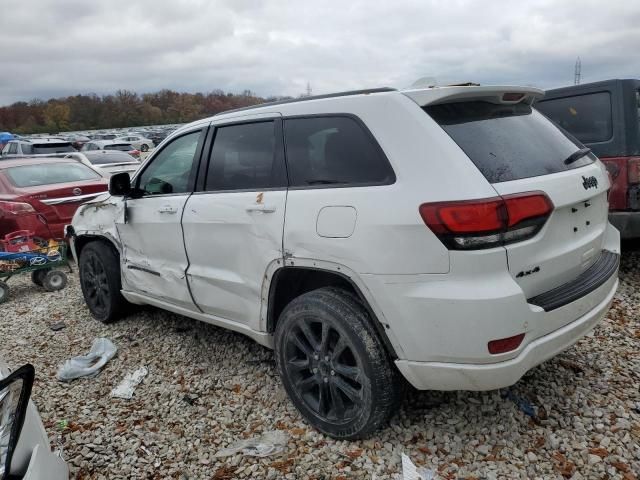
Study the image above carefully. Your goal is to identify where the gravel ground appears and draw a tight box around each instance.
[1,251,639,480]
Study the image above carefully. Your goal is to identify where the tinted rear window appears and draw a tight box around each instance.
[283,116,394,187]
[535,92,613,144]
[425,101,594,183]
[5,163,101,187]
[104,144,131,152]
[32,143,75,154]
[87,152,137,165]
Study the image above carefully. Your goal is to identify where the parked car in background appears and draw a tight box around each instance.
[0,139,75,158]
[68,151,140,177]
[114,134,154,152]
[65,134,91,151]
[81,140,140,159]
[71,85,619,439]
[537,79,640,238]
[0,157,108,240]
[91,133,117,141]
[0,358,69,479]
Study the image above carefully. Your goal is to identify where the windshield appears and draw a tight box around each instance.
[5,162,101,187]
[424,101,595,183]
[32,143,75,155]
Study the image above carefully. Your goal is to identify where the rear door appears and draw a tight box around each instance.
[425,100,610,300]
[182,116,287,330]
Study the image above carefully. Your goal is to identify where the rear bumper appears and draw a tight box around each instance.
[609,211,640,239]
[395,275,618,390]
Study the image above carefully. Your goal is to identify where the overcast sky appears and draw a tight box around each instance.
[1,0,638,106]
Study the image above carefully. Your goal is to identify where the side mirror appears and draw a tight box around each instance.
[0,364,35,479]
[109,172,132,196]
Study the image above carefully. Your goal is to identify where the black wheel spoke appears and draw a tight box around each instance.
[287,358,310,372]
[331,336,347,361]
[319,322,330,356]
[318,382,330,415]
[295,375,317,392]
[298,321,320,351]
[333,377,363,406]
[291,332,313,357]
[329,381,346,418]
[334,364,360,382]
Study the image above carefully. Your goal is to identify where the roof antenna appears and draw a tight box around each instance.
[574,57,581,85]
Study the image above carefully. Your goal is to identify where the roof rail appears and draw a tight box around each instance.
[215,87,397,116]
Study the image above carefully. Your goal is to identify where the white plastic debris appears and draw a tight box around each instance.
[111,367,148,399]
[400,453,436,480]
[57,338,117,382]
[214,430,289,458]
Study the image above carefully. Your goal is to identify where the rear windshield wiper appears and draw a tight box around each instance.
[305,179,341,185]
[564,147,592,165]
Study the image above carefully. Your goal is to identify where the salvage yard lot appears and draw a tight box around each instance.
[1,252,639,479]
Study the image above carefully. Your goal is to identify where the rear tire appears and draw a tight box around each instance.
[0,280,9,304]
[42,270,68,292]
[31,268,50,287]
[141,144,149,152]
[79,242,128,323]
[274,287,402,439]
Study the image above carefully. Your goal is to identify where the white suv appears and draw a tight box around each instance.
[69,86,620,439]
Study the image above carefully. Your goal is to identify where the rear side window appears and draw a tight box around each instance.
[284,116,394,187]
[425,101,594,184]
[5,163,101,187]
[8,143,18,154]
[536,92,613,143]
[205,121,285,191]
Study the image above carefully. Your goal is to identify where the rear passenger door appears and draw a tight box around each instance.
[182,116,287,330]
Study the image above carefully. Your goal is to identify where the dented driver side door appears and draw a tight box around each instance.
[116,128,206,310]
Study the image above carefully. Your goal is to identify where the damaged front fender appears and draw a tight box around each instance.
[70,193,125,260]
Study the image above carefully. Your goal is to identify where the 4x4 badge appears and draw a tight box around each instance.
[582,176,598,190]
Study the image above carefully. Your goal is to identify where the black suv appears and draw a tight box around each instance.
[536,79,640,237]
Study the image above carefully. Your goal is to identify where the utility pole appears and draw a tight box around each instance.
[574,57,581,85]
[306,82,312,97]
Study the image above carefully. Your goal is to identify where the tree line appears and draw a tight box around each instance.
[0,89,279,134]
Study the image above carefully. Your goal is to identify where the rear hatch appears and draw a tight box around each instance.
[417,89,610,300]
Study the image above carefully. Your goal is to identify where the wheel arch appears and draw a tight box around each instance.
[265,262,402,359]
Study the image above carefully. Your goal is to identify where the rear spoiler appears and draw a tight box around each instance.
[402,85,545,107]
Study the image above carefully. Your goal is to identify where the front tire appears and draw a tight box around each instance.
[274,287,402,439]
[79,242,128,323]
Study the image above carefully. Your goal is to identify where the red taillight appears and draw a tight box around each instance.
[627,157,640,184]
[0,201,36,216]
[488,333,525,354]
[419,192,553,250]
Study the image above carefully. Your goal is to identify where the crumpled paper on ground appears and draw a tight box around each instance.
[57,338,117,382]
[111,367,148,399]
[399,454,436,480]
[214,430,289,458]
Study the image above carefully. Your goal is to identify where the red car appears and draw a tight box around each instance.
[0,157,108,240]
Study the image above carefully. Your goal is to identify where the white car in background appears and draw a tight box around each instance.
[0,359,68,479]
[66,151,141,177]
[113,135,154,152]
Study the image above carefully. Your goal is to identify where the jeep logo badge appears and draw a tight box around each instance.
[582,176,598,190]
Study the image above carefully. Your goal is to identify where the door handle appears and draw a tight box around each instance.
[158,205,178,214]
[246,204,276,213]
